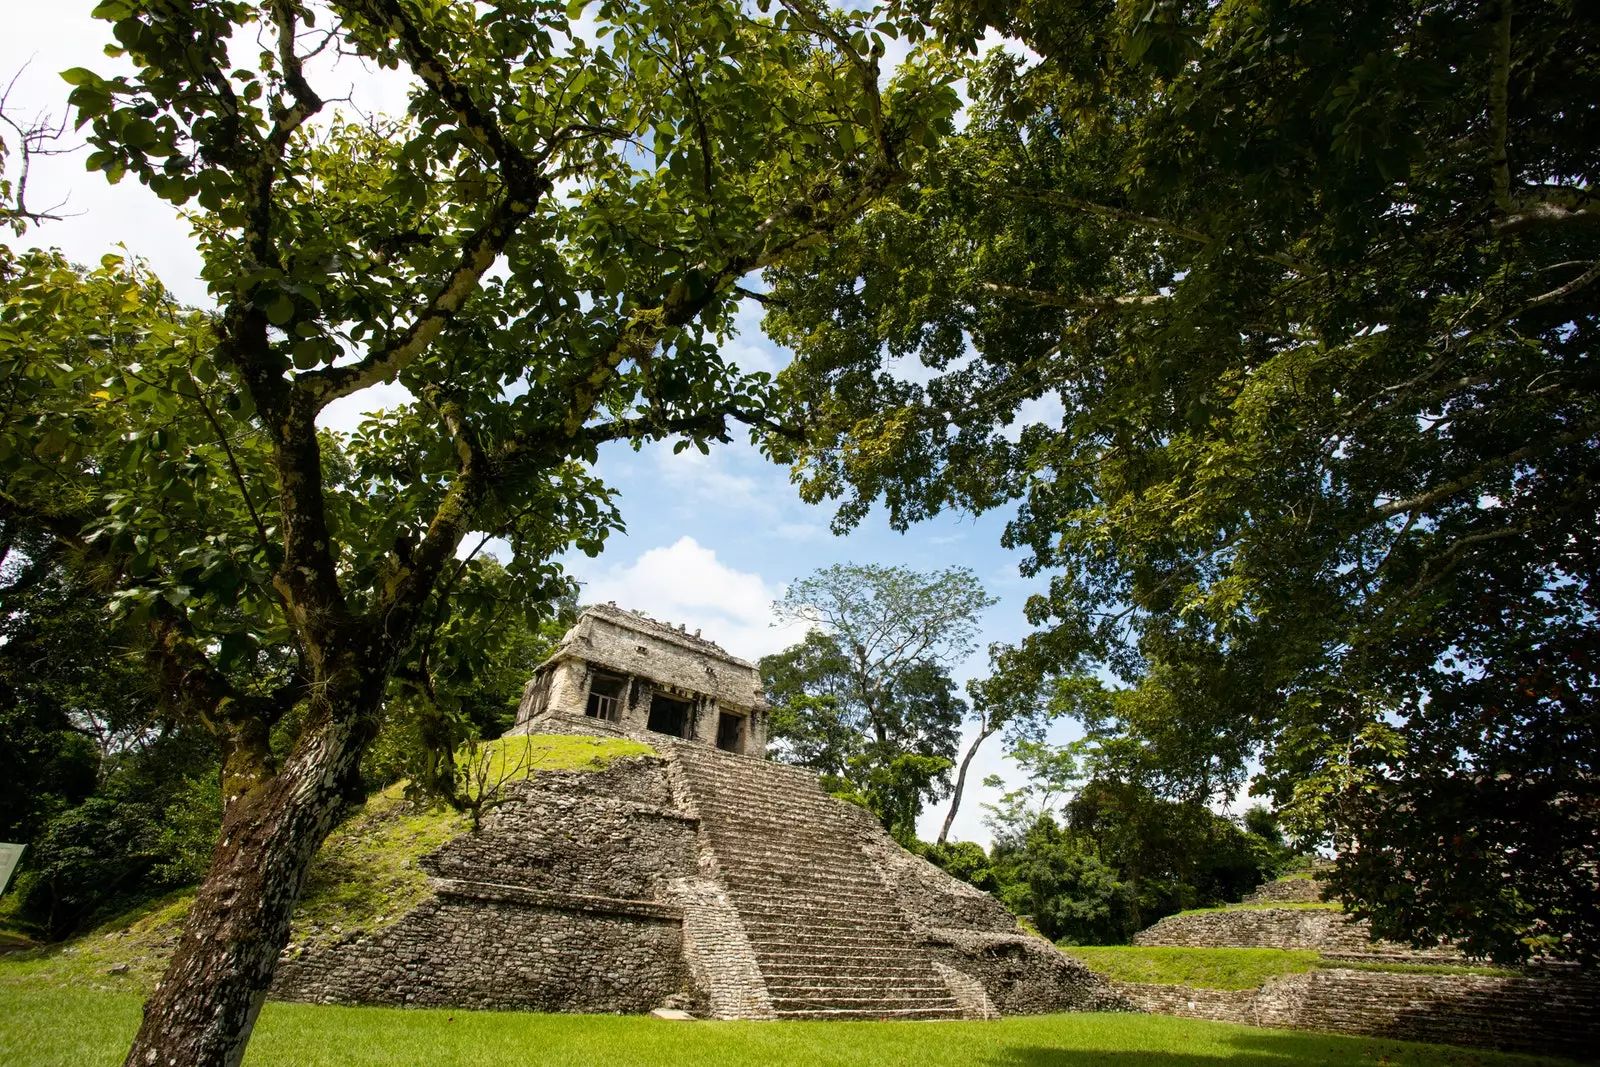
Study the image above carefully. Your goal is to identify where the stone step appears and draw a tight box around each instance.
[724,868,887,894]
[696,807,856,830]
[736,899,909,921]
[770,995,962,1012]
[754,946,927,966]
[773,1006,967,1021]
[727,887,899,914]
[746,932,918,952]
[762,965,935,981]
[743,919,914,940]
[700,823,867,849]
[701,823,867,848]
[758,953,928,966]
[767,981,952,998]
[733,904,908,928]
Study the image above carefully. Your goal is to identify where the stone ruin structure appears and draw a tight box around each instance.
[1117,871,1600,1059]
[511,602,770,756]
[273,606,1126,1020]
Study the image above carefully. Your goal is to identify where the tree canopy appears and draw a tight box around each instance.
[763,562,993,838]
[1,0,961,1061]
[764,0,1598,963]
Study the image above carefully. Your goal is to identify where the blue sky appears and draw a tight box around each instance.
[1,4,1077,844]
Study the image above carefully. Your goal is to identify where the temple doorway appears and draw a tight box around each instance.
[716,712,745,754]
[647,693,692,738]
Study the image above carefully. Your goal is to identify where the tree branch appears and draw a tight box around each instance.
[999,187,1312,274]
[977,280,1169,311]
[270,0,325,145]
[336,0,540,186]
[778,0,891,166]
[297,194,542,407]
[1373,421,1600,518]
[1488,0,1513,213]
[1524,260,1600,311]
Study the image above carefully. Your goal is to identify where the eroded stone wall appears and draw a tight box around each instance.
[272,757,699,1015]
[1113,969,1600,1060]
[271,886,690,1013]
[1132,906,1460,961]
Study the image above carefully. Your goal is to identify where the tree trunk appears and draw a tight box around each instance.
[938,719,994,845]
[122,705,370,1067]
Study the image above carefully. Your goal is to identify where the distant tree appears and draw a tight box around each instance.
[764,563,993,837]
[1018,818,1137,945]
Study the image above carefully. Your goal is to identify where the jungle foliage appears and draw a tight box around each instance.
[923,733,1296,944]
[766,0,1599,963]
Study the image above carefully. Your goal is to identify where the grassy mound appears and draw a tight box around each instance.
[1063,946,1322,990]
[1172,901,1342,916]
[1062,945,1522,991]
[0,986,1580,1067]
[0,735,654,993]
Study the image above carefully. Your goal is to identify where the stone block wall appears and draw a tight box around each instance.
[272,885,690,1013]
[1242,876,1324,905]
[273,757,699,1015]
[1132,906,1460,961]
[924,928,1133,1016]
[1112,969,1600,1060]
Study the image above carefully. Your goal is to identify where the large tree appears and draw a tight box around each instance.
[763,562,993,837]
[0,2,958,1062]
[763,0,1597,962]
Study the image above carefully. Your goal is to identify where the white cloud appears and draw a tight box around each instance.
[654,444,767,514]
[720,298,787,375]
[570,536,795,662]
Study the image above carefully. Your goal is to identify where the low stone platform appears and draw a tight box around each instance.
[1114,873,1600,1059]
[1114,966,1600,1060]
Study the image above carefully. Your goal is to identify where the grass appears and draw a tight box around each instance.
[0,893,193,996]
[0,985,1578,1067]
[1063,947,1322,990]
[0,735,655,993]
[1172,902,1342,916]
[475,733,656,784]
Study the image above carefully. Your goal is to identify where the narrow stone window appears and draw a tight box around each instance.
[716,711,745,754]
[646,692,692,738]
[585,672,626,721]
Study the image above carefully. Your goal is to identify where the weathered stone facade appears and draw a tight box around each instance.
[273,738,1124,1020]
[511,605,770,756]
[1119,873,1600,1058]
[1240,873,1324,905]
[273,759,699,1014]
[1132,905,1463,962]
[1113,968,1600,1060]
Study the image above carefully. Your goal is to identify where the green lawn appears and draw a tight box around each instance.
[0,986,1576,1067]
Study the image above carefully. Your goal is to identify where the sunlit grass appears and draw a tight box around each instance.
[1063,947,1321,990]
[0,986,1576,1067]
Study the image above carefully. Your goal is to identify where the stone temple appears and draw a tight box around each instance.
[272,606,1124,1019]
[513,602,771,756]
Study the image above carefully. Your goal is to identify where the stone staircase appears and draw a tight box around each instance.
[669,742,965,1020]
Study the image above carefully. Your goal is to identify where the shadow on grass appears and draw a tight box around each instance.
[992,1029,1575,1067]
